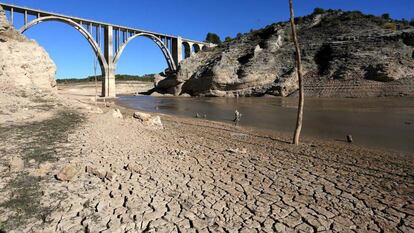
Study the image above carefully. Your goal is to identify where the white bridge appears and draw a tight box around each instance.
[0,3,212,97]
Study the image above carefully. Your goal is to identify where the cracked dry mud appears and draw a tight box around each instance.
[2,106,414,233]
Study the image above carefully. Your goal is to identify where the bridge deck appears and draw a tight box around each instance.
[0,2,206,44]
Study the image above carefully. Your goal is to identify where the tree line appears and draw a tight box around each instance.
[57,74,155,83]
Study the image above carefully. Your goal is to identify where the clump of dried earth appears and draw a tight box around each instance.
[156,9,414,97]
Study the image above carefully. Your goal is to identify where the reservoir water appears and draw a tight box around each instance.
[117,96,414,154]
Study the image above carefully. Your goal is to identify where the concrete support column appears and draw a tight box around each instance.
[188,42,194,56]
[172,36,183,67]
[24,10,27,25]
[103,25,116,98]
[10,8,13,26]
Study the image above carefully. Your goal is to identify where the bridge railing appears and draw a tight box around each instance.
[0,2,208,46]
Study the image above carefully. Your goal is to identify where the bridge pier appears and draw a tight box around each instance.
[103,25,116,98]
[172,36,183,68]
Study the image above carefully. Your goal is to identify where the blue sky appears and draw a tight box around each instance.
[1,0,413,79]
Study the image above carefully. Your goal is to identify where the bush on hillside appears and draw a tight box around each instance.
[313,8,325,15]
[205,33,221,44]
[381,13,390,20]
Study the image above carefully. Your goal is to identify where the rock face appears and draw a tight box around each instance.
[156,10,414,97]
[0,5,57,95]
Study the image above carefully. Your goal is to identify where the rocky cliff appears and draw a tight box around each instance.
[0,6,58,122]
[0,5,56,96]
[156,10,414,97]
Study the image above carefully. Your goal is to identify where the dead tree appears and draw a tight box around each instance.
[289,0,305,145]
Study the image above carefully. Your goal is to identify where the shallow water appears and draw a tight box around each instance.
[118,96,414,154]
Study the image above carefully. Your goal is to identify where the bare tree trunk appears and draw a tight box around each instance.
[289,0,304,145]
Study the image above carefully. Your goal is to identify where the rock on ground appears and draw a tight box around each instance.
[133,111,163,128]
[56,164,78,181]
[111,109,123,119]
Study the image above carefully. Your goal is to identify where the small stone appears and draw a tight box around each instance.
[133,112,152,121]
[226,148,238,153]
[226,148,247,154]
[346,135,353,143]
[133,112,163,128]
[86,165,105,179]
[125,164,140,173]
[112,109,123,119]
[105,171,116,181]
[95,201,107,213]
[56,164,78,181]
[144,116,163,128]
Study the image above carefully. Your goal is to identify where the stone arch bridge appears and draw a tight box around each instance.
[0,3,212,97]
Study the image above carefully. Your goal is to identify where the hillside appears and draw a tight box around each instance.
[156,9,414,97]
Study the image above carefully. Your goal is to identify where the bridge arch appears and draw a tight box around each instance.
[20,16,108,74]
[192,44,201,54]
[114,33,176,71]
[182,42,191,59]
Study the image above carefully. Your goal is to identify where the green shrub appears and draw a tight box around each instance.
[205,32,221,44]
[224,36,232,42]
[294,16,304,25]
[313,8,325,15]
[381,13,390,20]
[400,18,409,26]
[0,222,5,233]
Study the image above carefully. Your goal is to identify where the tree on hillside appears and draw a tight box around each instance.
[289,0,305,145]
[205,33,221,44]
[381,13,390,20]
[313,8,325,15]
[224,36,232,42]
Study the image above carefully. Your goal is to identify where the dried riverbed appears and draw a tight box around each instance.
[0,90,413,232]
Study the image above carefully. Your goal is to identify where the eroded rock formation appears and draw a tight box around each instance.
[0,5,56,95]
[156,10,414,97]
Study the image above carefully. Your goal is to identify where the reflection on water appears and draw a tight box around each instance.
[117,96,414,154]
